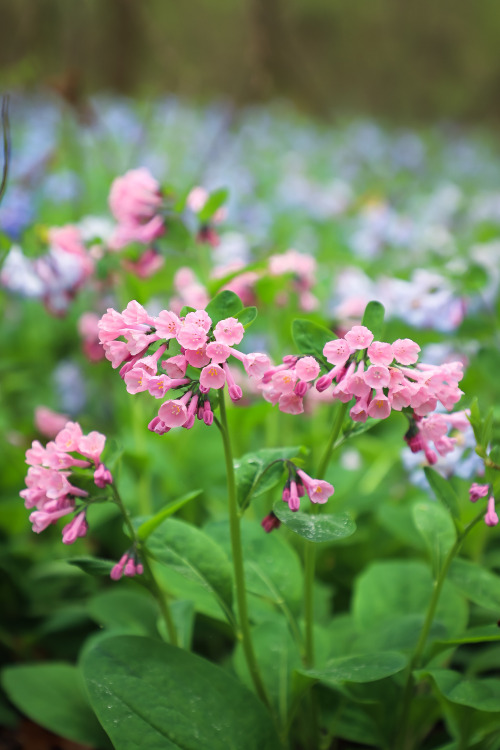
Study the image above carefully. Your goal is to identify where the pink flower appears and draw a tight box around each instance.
[344,325,374,350]
[323,339,351,365]
[185,347,211,368]
[243,353,272,379]
[158,393,192,427]
[297,469,334,504]
[367,341,394,366]
[295,357,320,381]
[261,512,281,533]
[162,354,187,378]
[184,310,212,332]
[124,367,151,394]
[154,310,181,340]
[367,390,391,419]
[108,168,164,248]
[122,248,164,278]
[200,364,226,390]
[469,483,489,503]
[287,481,301,511]
[279,393,304,415]
[206,341,231,364]
[364,364,390,389]
[485,496,499,527]
[78,431,106,465]
[176,323,207,350]
[94,464,113,488]
[392,338,421,365]
[55,422,83,452]
[62,511,88,544]
[213,317,245,346]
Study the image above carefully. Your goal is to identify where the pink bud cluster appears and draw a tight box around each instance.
[98,300,271,434]
[111,550,144,580]
[258,326,464,424]
[108,168,165,250]
[20,422,111,542]
[404,410,471,465]
[469,483,499,527]
[261,464,335,532]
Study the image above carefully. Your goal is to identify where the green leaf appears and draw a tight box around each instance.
[2,663,109,748]
[448,557,500,611]
[361,300,385,340]
[82,635,280,750]
[353,560,468,638]
[147,517,234,622]
[233,619,301,724]
[291,318,334,364]
[299,651,407,686]
[481,408,494,452]
[205,519,303,617]
[272,504,356,543]
[88,589,160,637]
[235,306,258,328]
[179,305,196,317]
[67,557,114,577]
[412,500,457,576]
[205,290,243,325]
[136,490,202,540]
[422,669,500,712]
[429,625,500,659]
[234,446,304,509]
[198,187,229,222]
[424,467,461,519]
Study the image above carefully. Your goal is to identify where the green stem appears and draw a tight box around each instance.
[111,484,178,646]
[396,508,486,750]
[217,391,271,709]
[304,401,349,668]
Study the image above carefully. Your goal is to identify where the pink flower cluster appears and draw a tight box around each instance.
[469,483,499,527]
[98,300,271,434]
[258,326,464,425]
[405,410,470,465]
[111,551,144,580]
[20,422,111,543]
[261,463,335,531]
[108,168,165,250]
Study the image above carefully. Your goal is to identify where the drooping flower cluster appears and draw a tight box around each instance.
[98,300,271,434]
[108,168,165,250]
[469,483,499,527]
[261,461,335,531]
[20,422,111,542]
[258,326,464,431]
[404,410,471,465]
[1,225,94,314]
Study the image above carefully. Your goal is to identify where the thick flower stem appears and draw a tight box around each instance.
[218,391,271,710]
[396,508,486,750]
[304,401,349,668]
[111,484,178,647]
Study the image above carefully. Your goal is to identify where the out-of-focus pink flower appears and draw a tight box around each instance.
[108,168,164,250]
[35,407,69,439]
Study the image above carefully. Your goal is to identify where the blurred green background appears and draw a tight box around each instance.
[2,0,500,122]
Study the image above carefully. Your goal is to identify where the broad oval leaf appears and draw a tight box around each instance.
[424,467,460,518]
[88,589,159,638]
[235,306,258,328]
[273,504,356,543]
[82,635,280,750]
[299,651,407,686]
[205,290,243,325]
[353,560,468,638]
[361,300,385,340]
[68,557,114,577]
[448,557,500,611]
[422,669,500,712]
[291,319,334,364]
[2,663,109,748]
[146,517,234,621]
[412,500,456,576]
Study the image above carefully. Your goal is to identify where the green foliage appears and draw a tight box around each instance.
[272,504,356,543]
[412,500,457,576]
[205,290,243,324]
[82,635,281,750]
[234,446,304,510]
[136,489,202,540]
[361,300,385,339]
[424,467,461,519]
[291,318,333,365]
[2,663,110,748]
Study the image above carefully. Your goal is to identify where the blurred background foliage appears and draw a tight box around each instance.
[2,0,500,122]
